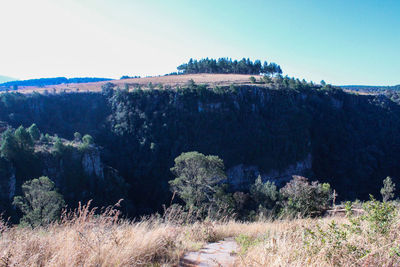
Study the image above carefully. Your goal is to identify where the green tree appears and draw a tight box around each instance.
[320,80,326,86]
[53,137,66,155]
[169,151,226,210]
[380,176,395,202]
[13,176,65,227]
[262,76,272,84]
[250,175,279,210]
[14,126,33,151]
[249,76,257,83]
[0,128,18,160]
[74,132,82,142]
[27,123,40,141]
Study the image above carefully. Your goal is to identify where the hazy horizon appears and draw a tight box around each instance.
[1,0,399,86]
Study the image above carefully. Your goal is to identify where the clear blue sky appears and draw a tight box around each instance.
[1,0,399,85]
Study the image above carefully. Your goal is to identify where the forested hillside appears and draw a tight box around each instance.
[0,80,399,220]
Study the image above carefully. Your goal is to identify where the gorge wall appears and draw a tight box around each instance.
[0,85,399,216]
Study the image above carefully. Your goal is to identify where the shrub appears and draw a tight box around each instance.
[249,76,256,83]
[187,79,196,87]
[74,132,82,142]
[280,176,332,217]
[363,195,396,235]
[82,134,94,145]
[53,137,66,155]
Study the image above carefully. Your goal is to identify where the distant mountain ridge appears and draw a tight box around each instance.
[340,85,400,93]
[0,77,112,88]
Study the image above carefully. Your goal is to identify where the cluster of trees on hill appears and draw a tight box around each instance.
[0,77,112,89]
[177,57,282,75]
[120,75,141,80]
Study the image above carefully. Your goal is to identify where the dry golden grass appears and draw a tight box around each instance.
[10,74,264,94]
[1,203,399,266]
[0,203,228,266]
[232,215,400,267]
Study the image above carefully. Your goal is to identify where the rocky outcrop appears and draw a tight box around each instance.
[226,154,312,190]
[0,161,16,202]
[40,145,105,189]
[82,147,104,179]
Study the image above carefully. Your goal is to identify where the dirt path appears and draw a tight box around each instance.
[180,238,238,267]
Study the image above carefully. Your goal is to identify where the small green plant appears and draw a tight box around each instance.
[235,234,262,254]
[344,201,353,217]
[362,195,396,235]
[249,76,257,83]
[304,220,369,263]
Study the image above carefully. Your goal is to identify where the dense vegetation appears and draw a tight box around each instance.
[0,123,130,222]
[177,57,282,75]
[0,78,400,221]
[0,77,112,89]
[1,181,400,266]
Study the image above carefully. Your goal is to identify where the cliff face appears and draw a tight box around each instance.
[39,145,105,192]
[0,160,15,203]
[0,86,399,216]
[0,140,129,219]
[81,148,104,179]
[227,154,312,191]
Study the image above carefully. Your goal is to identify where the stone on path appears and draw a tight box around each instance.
[180,238,238,267]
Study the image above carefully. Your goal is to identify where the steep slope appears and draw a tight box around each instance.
[0,84,399,217]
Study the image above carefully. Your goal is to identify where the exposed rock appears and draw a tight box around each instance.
[82,147,104,179]
[180,238,238,267]
[0,161,16,202]
[226,154,312,190]
[8,171,15,200]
